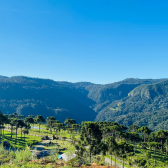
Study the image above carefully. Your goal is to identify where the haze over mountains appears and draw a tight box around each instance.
[0,75,168,131]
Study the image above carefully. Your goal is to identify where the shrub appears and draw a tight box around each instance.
[10,151,16,159]
[13,146,32,164]
[41,136,49,140]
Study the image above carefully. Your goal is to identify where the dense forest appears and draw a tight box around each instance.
[0,75,168,131]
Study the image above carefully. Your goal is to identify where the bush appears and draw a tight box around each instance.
[85,163,91,166]
[12,146,32,164]
[10,151,16,159]
[41,136,49,140]
[62,137,67,141]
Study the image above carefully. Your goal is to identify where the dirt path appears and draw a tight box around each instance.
[31,138,52,157]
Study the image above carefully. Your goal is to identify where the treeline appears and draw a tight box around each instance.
[0,111,46,139]
[0,112,77,139]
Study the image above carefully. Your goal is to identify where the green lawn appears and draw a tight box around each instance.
[1,131,41,149]
[29,126,80,139]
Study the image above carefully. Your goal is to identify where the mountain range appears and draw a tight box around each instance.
[0,75,168,131]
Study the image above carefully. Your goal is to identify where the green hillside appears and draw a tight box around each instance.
[95,79,168,131]
[0,75,167,130]
[0,76,96,123]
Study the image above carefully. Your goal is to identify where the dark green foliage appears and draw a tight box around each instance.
[80,122,103,163]
[106,136,117,166]
[139,126,151,142]
[64,117,76,127]
[34,115,45,132]
[117,141,134,168]
[129,125,140,132]
[109,109,168,132]
[117,141,134,156]
[46,116,56,132]
[24,117,34,124]
[128,132,141,142]
[133,157,147,167]
[0,76,97,123]
[96,79,168,128]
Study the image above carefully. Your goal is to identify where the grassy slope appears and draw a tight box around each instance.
[1,131,41,149]
[106,143,168,168]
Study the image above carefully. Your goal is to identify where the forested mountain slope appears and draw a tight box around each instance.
[0,75,167,126]
[0,76,96,123]
[95,79,168,130]
[109,109,168,131]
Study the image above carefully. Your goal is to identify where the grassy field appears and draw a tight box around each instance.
[30,126,80,139]
[1,131,41,149]
[3,125,79,150]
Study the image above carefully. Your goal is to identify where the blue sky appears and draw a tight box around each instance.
[0,0,168,84]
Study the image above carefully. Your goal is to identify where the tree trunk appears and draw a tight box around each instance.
[154,147,156,166]
[90,149,91,163]
[161,138,163,153]
[123,155,124,168]
[103,132,105,142]
[144,133,145,142]
[0,126,1,137]
[115,152,116,167]
[11,126,13,138]
[111,154,112,166]
[39,123,40,133]
[16,128,17,139]
[21,128,22,138]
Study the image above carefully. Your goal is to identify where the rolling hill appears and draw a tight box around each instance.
[0,75,167,129]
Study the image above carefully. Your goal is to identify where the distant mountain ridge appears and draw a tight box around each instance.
[0,76,167,130]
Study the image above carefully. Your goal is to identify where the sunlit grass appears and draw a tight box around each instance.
[1,131,41,149]
[45,139,75,153]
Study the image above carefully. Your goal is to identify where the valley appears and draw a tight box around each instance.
[0,76,168,131]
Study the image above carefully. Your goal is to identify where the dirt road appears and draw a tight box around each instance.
[31,139,52,158]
